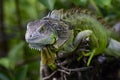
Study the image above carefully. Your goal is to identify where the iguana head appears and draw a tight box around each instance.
[25,18,70,50]
[25,19,57,50]
[25,9,72,50]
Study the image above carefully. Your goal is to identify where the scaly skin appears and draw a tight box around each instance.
[47,9,108,65]
[25,8,120,79]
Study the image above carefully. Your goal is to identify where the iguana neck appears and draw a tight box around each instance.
[41,47,55,65]
[53,30,74,50]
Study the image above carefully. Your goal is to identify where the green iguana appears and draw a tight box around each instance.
[25,8,120,79]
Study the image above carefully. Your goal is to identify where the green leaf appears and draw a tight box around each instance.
[15,65,28,80]
[93,0,112,8]
[38,0,56,10]
[0,73,9,80]
[0,58,9,69]
[8,41,25,69]
[71,0,88,6]
[27,61,40,80]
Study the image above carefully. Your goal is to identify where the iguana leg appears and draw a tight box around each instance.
[87,49,96,66]
[82,51,91,56]
[74,30,93,63]
[73,30,92,47]
[86,33,99,66]
[74,30,99,66]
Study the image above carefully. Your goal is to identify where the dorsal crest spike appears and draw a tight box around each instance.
[62,8,94,19]
[63,8,110,28]
[95,16,110,28]
[45,8,110,28]
[68,8,92,14]
[46,9,64,20]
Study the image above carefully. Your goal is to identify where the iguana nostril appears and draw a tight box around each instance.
[30,35,32,37]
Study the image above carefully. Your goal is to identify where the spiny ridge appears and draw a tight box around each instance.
[47,8,110,28]
[63,8,110,28]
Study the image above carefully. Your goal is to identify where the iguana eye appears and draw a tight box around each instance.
[39,26,45,33]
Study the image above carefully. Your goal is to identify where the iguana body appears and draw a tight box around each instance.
[25,8,114,79]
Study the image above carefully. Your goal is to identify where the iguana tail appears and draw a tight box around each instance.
[105,38,120,57]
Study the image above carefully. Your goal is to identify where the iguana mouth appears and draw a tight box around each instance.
[29,43,43,50]
[27,36,40,42]
[28,37,56,50]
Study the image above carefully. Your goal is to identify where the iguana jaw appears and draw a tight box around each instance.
[29,43,43,50]
[26,34,56,50]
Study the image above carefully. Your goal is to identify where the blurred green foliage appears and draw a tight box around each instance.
[0,0,120,80]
